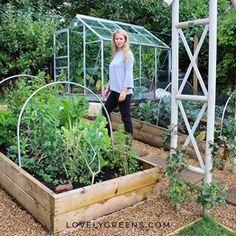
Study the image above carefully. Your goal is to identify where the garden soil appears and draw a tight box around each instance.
[0,140,235,236]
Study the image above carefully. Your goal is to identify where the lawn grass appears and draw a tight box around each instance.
[174,217,236,236]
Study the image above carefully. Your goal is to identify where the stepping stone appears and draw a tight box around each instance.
[137,154,167,170]
[136,148,149,157]
[195,175,224,188]
[212,176,224,185]
[179,169,203,186]
[227,186,236,206]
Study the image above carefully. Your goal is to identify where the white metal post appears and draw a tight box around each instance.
[154,48,157,98]
[83,26,86,95]
[204,0,217,216]
[139,45,142,86]
[168,49,171,84]
[53,33,56,82]
[67,29,70,93]
[170,0,179,151]
[101,40,104,99]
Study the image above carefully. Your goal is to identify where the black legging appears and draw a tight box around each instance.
[103,91,133,135]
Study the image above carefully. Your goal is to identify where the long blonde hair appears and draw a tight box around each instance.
[111,29,132,62]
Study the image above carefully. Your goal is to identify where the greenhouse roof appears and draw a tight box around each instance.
[72,14,169,49]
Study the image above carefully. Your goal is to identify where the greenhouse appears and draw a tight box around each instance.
[54,14,170,99]
[0,0,236,235]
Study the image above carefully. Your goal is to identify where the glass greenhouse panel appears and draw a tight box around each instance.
[82,18,103,28]
[54,14,170,99]
[90,27,111,40]
[100,22,120,32]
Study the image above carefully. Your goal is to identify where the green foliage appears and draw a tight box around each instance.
[0,109,17,146]
[107,126,140,175]
[0,3,59,76]
[166,147,194,208]
[166,148,188,180]
[2,75,139,187]
[60,95,89,127]
[167,179,192,207]
[132,100,157,124]
[0,73,49,148]
[132,97,205,136]
[218,7,236,91]
[219,91,236,142]
[162,125,176,151]
[3,74,46,114]
[210,133,236,170]
[18,98,66,185]
[197,183,227,210]
[61,114,110,185]
[166,147,228,212]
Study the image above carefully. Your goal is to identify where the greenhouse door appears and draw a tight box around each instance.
[53,29,70,92]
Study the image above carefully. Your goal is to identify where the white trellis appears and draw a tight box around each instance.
[163,0,217,216]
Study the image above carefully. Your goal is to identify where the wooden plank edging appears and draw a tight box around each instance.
[0,169,52,230]
[0,152,54,211]
[111,112,206,158]
[53,183,160,233]
[0,151,163,233]
[54,167,162,215]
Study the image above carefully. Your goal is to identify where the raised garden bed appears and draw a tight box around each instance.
[0,151,163,233]
[111,112,206,159]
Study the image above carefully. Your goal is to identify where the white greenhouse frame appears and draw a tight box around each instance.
[53,14,170,100]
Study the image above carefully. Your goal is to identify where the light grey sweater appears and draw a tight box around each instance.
[108,50,134,95]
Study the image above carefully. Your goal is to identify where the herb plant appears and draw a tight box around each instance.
[197,182,227,210]
[107,126,140,175]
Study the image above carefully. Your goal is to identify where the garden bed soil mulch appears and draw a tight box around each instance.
[0,140,236,236]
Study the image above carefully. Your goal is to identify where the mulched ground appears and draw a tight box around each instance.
[0,140,235,236]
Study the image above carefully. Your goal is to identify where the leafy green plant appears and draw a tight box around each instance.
[210,130,236,170]
[61,114,110,185]
[107,126,140,175]
[166,147,194,209]
[59,95,89,127]
[0,109,17,147]
[3,73,47,114]
[167,179,192,210]
[197,182,227,210]
[166,147,188,180]
[133,86,148,98]
[162,125,177,151]
[132,100,157,124]
[0,3,59,76]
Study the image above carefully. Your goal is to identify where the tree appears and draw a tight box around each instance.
[0,2,60,77]
[218,7,236,91]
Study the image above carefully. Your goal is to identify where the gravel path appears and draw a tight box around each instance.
[0,141,235,236]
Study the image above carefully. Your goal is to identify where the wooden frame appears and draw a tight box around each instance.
[111,112,206,158]
[0,152,162,233]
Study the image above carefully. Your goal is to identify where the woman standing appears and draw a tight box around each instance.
[103,29,134,135]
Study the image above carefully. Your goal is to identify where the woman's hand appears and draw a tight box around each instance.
[104,87,110,97]
[118,88,128,102]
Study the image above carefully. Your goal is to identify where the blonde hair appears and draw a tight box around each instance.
[111,29,132,62]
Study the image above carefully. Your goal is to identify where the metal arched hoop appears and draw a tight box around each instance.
[0,74,44,85]
[156,80,194,125]
[17,81,113,167]
[220,94,234,136]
